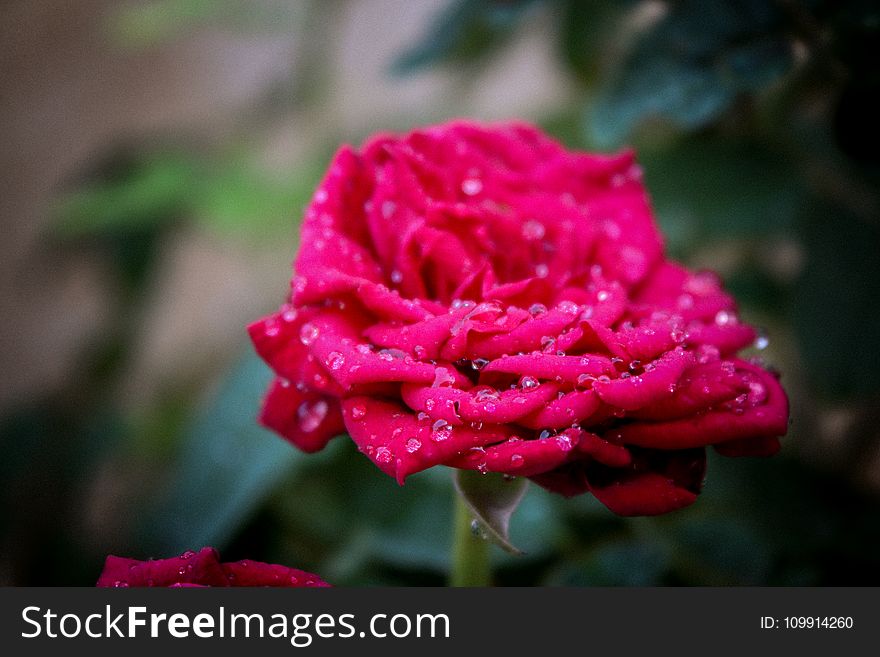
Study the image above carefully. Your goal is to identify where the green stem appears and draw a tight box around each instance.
[450,490,491,587]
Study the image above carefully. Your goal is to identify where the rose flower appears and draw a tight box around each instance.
[96,547,329,587]
[249,121,789,516]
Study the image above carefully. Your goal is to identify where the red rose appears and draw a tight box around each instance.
[96,547,329,587]
[249,120,789,516]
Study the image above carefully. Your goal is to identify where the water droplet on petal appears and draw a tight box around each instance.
[461,178,483,196]
[297,399,328,433]
[519,376,539,390]
[405,438,422,453]
[350,404,366,420]
[715,310,735,326]
[577,373,595,387]
[510,454,524,467]
[534,263,549,278]
[299,323,319,346]
[522,219,546,240]
[528,303,547,316]
[390,269,403,284]
[375,446,393,463]
[326,351,345,370]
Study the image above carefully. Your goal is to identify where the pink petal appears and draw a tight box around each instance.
[258,379,344,453]
[221,562,330,588]
[401,381,559,425]
[341,397,513,483]
[518,389,602,429]
[97,548,228,588]
[609,362,789,449]
[593,347,694,410]
[481,352,614,385]
[448,428,581,477]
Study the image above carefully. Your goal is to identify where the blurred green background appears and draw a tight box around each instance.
[1,0,878,586]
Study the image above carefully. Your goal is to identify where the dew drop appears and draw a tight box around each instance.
[461,178,483,196]
[350,404,367,420]
[715,310,736,326]
[297,399,328,433]
[326,351,345,370]
[510,454,524,467]
[754,329,769,351]
[390,269,403,284]
[534,263,549,278]
[375,446,393,463]
[577,373,595,387]
[556,300,579,315]
[470,519,488,539]
[405,437,422,453]
[519,375,539,390]
[522,219,546,240]
[299,323,319,346]
[528,303,547,316]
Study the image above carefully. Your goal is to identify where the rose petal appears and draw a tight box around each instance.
[586,448,706,516]
[447,428,580,477]
[341,397,513,483]
[518,389,602,429]
[401,381,559,425]
[609,363,788,449]
[97,548,228,588]
[593,347,694,410]
[258,379,344,453]
[481,352,614,384]
[221,562,330,588]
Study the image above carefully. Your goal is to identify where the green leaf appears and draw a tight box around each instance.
[791,200,880,396]
[638,135,801,251]
[393,0,537,75]
[53,154,196,236]
[586,0,794,146]
[192,155,326,238]
[454,470,528,554]
[557,0,629,85]
[137,351,303,554]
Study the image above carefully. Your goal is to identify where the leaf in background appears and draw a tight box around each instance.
[107,0,303,48]
[393,0,538,75]
[545,536,671,586]
[137,352,304,554]
[792,200,880,396]
[454,470,528,554]
[192,154,327,239]
[639,135,801,251]
[586,0,794,147]
[54,154,196,237]
[557,0,629,85]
